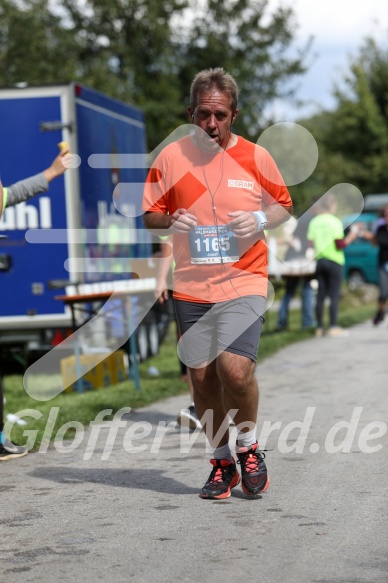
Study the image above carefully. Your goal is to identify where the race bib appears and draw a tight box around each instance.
[188,225,239,264]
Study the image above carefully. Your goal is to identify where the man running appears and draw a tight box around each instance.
[143,68,292,498]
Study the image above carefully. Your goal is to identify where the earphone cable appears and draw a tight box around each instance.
[199,134,265,321]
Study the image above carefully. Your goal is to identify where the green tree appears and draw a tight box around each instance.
[298,35,388,204]
[177,0,310,142]
[59,0,310,148]
[0,0,309,151]
[60,0,189,149]
[0,0,79,85]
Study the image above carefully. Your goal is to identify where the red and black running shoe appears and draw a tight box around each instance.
[200,458,241,499]
[236,442,269,495]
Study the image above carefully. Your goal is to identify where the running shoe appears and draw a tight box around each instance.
[200,458,241,499]
[373,310,385,326]
[0,439,28,461]
[177,405,202,431]
[236,442,269,495]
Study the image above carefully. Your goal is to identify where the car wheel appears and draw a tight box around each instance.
[348,270,366,290]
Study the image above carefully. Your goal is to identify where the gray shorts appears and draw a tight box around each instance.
[174,295,266,368]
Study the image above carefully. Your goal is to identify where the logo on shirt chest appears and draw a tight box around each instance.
[228,179,254,190]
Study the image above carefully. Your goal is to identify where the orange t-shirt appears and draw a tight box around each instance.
[143,135,292,303]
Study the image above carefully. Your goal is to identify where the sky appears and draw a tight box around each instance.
[271,0,388,121]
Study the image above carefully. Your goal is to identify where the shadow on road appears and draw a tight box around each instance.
[29,467,199,495]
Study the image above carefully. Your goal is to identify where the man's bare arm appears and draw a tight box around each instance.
[265,203,293,229]
[143,211,172,230]
[143,209,197,233]
[227,203,293,238]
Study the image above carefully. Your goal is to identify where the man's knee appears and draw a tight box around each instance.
[218,354,256,391]
[190,366,218,395]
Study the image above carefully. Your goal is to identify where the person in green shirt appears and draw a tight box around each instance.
[307,194,358,337]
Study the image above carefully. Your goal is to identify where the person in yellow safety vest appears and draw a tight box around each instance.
[0,148,70,462]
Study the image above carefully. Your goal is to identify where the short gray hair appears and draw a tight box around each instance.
[190,67,239,113]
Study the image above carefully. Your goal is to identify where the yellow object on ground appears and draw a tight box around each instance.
[60,354,112,391]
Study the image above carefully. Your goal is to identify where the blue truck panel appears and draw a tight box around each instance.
[0,92,69,317]
[74,85,149,282]
[0,84,151,324]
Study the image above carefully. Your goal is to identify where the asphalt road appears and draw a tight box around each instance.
[1,319,387,583]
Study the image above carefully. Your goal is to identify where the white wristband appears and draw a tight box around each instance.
[252,210,267,232]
